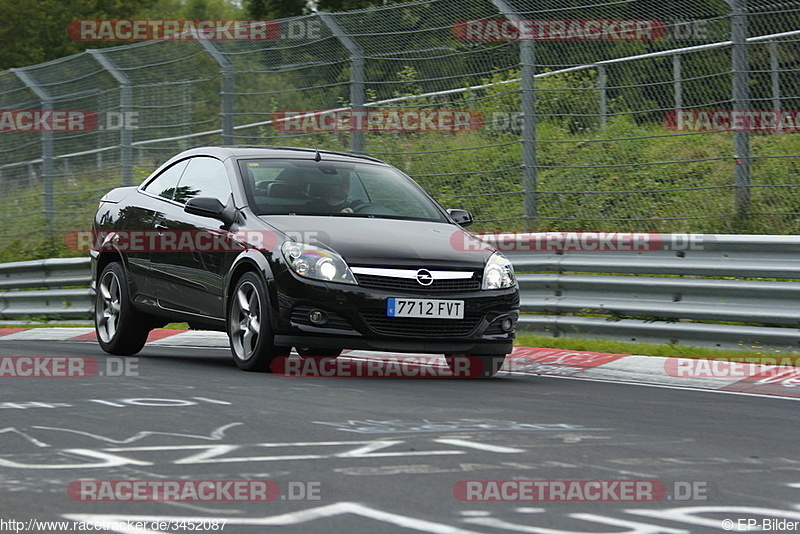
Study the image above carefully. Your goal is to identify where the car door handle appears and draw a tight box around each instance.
[154,223,168,235]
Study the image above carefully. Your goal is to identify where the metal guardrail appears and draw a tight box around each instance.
[502,233,800,351]
[0,258,92,319]
[1,234,799,351]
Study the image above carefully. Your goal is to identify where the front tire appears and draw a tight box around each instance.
[228,272,290,372]
[95,262,150,356]
[444,354,506,378]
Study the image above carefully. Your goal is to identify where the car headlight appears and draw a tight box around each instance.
[281,241,357,285]
[482,252,516,290]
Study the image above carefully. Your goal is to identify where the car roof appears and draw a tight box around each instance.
[174,146,386,164]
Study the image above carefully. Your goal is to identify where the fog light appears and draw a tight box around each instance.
[501,317,514,333]
[309,310,327,325]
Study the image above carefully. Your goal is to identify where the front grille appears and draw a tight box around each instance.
[361,310,482,338]
[355,274,481,293]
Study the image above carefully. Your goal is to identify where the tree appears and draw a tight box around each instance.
[0,0,244,70]
[244,0,307,19]
[0,0,149,69]
[244,0,415,19]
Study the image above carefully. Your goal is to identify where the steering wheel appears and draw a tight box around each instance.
[350,202,378,213]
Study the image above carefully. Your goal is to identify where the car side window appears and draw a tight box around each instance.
[142,160,190,200]
[173,157,232,205]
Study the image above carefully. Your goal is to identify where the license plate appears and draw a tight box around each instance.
[387,298,464,319]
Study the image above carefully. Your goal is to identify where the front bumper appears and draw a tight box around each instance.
[271,269,519,356]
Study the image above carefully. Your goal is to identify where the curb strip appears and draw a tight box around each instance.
[0,328,797,399]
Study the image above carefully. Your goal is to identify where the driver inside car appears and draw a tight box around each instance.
[306,174,363,214]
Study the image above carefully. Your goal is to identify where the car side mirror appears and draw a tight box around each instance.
[185,197,229,222]
[447,208,473,227]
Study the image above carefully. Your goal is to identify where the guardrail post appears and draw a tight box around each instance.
[12,69,54,232]
[318,12,365,154]
[195,38,235,146]
[89,50,134,186]
[731,0,751,224]
[492,0,538,227]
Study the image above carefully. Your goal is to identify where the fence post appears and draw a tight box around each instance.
[770,41,781,113]
[12,69,54,232]
[731,0,751,224]
[318,12,365,154]
[598,65,608,130]
[491,0,538,227]
[196,38,235,146]
[673,54,683,112]
[89,50,133,186]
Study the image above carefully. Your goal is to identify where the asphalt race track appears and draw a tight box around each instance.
[1,338,799,533]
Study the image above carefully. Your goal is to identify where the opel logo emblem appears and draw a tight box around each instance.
[416,269,433,286]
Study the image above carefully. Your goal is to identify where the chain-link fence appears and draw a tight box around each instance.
[0,0,798,259]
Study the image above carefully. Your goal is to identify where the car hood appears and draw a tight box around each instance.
[260,215,492,269]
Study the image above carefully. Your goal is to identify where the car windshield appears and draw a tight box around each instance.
[239,159,447,222]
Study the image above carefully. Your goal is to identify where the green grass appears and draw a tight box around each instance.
[3,113,800,262]
[164,322,190,330]
[515,333,800,365]
[0,322,92,327]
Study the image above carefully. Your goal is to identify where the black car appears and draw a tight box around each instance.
[91,146,519,376]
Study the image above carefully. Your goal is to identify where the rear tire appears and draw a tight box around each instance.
[95,262,150,356]
[228,272,290,372]
[444,354,506,378]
